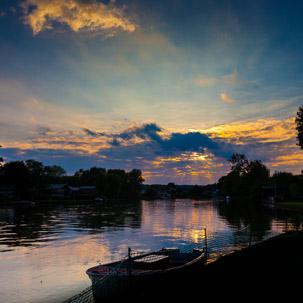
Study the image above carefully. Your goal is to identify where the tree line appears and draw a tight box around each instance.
[218,153,303,202]
[0,159,144,201]
[218,105,303,202]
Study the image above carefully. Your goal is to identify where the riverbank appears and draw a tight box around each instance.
[136,231,303,302]
[276,201,303,212]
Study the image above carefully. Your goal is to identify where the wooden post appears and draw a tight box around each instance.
[128,247,132,276]
[249,224,253,246]
[128,247,132,292]
[204,228,208,261]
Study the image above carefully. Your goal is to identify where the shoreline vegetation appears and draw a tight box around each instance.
[276,201,303,212]
[2,155,303,224]
[1,153,303,206]
[0,158,216,203]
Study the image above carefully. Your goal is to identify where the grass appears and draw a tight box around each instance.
[277,201,303,207]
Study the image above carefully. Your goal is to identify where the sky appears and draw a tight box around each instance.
[0,0,302,185]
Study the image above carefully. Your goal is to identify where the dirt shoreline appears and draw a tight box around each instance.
[135,231,303,302]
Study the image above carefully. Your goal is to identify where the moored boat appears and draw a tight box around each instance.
[86,246,206,300]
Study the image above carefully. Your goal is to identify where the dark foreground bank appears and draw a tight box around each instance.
[134,231,303,303]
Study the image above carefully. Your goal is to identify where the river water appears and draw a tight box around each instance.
[0,199,302,303]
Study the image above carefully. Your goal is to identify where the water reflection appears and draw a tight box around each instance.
[0,200,143,248]
[0,199,302,303]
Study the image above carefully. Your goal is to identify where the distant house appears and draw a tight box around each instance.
[69,186,97,199]
[50,184,98,200]
[50,184,70,199]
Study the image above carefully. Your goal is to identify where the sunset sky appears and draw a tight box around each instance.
[0,0,302,184]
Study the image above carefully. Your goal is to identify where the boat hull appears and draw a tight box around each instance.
[86,248,206,300]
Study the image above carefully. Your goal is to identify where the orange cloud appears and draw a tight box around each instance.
[20,0,136,37]
[200,117,301,174]
[221,92,235,103]
[205,118,295,143]
[270,153,303,168]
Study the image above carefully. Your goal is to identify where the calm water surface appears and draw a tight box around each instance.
[0,199,302,303]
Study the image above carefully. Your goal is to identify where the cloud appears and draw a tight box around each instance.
[82,127,106,137]
[116,123,163,142]
[195,77,217,87]
[204,117,299,168]
[2,118,301,184]
[163,132,210,151]
[90,125,235,183]
[36,124,52,135]
[221,92,235,103]
[195,69,246,88]
[82,123,235,160]
[83,123,163,145]
[20,0,136,37]
[223,69,246,85]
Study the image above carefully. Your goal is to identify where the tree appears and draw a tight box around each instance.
[25,159,45,199]
[229,153,250,175]
[219,154,270,201]
[44,165,66,178]
[26,159,44,178]
[106,172,123,199]
[271,171,293,187]
[243,160,270,200]
[0,145,3,163]
[127,169,145,199]
[1,161,30,199]
[295,105,303,149]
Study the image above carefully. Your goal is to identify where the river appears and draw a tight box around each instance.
[0,198,302,303]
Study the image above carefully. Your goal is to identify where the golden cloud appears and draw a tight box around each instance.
[205,118,296,143]
[221,92,235,103]
[20,0,136,37]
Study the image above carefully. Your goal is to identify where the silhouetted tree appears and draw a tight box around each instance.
[295,105,303,149]
[1,161,30,199]
[106,171,124,199]
[270,171,303,200]
[25,159,46,199]
[219,154,270,201]
[143,185,158,199]
[271,171,293,188]
[44,165,66,178]
[0,155,144,201]
[0,145,3,163]
[243,160,270,200]
[229,153,250,175]
[127,169,145,199]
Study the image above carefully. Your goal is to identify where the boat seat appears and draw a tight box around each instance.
[133,254,170,269]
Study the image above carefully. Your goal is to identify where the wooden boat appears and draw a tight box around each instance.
[86,247,206,300]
